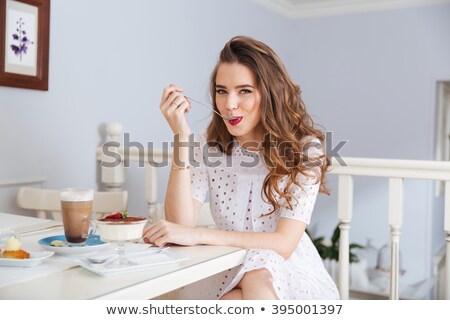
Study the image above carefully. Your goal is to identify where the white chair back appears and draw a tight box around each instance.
[17,187,128,221]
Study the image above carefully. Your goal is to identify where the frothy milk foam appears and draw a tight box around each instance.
[60,189,94,202]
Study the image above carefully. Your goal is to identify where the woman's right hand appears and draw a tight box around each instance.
[159,84,192,137]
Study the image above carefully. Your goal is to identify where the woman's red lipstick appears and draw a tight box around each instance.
[228,117,243,126]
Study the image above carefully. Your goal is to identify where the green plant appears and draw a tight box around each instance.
[307,224,364,263]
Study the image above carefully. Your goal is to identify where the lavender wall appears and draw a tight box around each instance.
[288,4,450,284]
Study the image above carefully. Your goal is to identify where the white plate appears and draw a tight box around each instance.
[75,250,189,276]
[38,235,109,255]
[0,251,54,267]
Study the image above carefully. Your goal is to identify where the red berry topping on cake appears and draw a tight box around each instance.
[104,211,128,219]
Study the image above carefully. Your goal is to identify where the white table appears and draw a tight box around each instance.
[0,213,246,299]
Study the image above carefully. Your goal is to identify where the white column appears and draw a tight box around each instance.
[445,181,450,299]
[337,174,353,300]
[101,122,125,191]
[388,177,404,300]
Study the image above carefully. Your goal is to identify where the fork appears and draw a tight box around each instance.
[87,247,170,264]
[184,96,237,121]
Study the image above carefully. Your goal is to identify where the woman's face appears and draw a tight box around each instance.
[215,62,263,146]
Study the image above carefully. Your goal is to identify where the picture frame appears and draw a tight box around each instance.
[0,0,50,90]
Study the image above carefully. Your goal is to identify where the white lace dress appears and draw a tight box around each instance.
[177,132,339,300]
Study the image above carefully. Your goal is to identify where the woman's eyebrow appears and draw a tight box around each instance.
[215,84,255,89]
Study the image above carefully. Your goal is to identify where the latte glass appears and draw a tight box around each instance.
[60,188,95,246]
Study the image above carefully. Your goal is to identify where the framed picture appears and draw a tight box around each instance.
[0,0,50,90]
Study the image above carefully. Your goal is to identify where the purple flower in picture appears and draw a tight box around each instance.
[9,17,34,61]
[10,45,20,55]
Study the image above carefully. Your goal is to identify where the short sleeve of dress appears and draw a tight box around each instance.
[190,132,209,204]
[278,136,324,225]
[278,177,320,225]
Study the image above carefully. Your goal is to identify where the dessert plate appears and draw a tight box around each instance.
[75,250,189,276]
[0,251,54,267]
[38,235,109,255]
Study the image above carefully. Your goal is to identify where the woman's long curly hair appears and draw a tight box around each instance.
[207,36,329,214]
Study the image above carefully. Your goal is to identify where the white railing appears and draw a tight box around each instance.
[330,158,450,300]
[97,123,450,300]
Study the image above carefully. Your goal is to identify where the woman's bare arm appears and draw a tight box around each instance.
[164,134,200,226]
[197,218,306,259]
[143,217,306,259]
[159,84,199,226]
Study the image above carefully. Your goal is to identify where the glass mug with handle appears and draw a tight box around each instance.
[60,188,96,246]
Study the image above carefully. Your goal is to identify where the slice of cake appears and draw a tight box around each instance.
[2,237,30,259]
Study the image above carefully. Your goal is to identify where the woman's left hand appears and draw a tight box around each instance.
[142,220,200,247]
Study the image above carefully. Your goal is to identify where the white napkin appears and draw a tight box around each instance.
[75,249,187,277]
[86,244,159,261]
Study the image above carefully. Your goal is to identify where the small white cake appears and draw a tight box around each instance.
[96,216,147,242]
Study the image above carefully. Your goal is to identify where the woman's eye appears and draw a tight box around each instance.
[216,89,226,95]
[240,89,251,94]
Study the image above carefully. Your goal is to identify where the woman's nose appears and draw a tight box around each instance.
[225,96,238,110]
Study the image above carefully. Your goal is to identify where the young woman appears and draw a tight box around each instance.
[143,36,339,300]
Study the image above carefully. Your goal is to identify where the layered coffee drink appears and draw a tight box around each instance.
[60,189,94,246]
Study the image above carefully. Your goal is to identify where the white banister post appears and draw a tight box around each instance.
[388,177,404,300]
[145,163,160,223]
[101,122,125,191]
[338,174,353,300]
[445,181,450,299]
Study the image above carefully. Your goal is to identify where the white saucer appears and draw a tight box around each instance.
[0,251,54,267]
